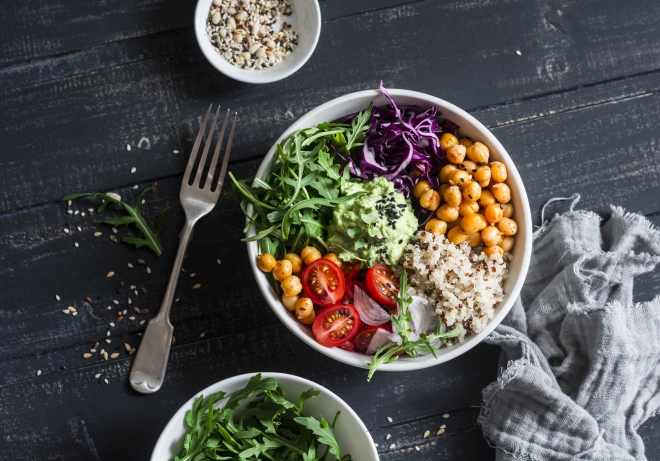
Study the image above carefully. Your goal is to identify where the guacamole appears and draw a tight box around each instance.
[327,177,418,266]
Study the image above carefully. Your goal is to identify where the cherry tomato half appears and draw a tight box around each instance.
[352,325,384,353]
[338,340,355,352]
[312,304,362,347]
[342,280,368,305]
[365,264,399,308]
[341,261,361,282]
[302,259,345,306]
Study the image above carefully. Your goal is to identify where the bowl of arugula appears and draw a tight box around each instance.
[150,373,378,461]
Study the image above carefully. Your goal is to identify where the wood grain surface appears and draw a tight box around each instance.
[1,0,659,459]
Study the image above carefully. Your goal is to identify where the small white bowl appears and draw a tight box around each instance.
[247,89,533,372]
[150,372,379,461]
[194,0,321,84]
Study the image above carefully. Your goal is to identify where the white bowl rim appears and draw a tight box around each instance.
[193,0,321,84]
[246,88,532,371]
[150,372,378,461]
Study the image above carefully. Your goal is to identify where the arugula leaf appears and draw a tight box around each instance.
[294,416,342,461]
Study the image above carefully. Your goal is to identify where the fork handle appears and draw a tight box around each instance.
[129,220,195,394]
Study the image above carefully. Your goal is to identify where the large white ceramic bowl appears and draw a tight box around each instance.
[247,88,532,371]
[194,0,321,84]
[151,372,378,461]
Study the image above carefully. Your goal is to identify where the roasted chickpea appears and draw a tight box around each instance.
[458,199,479,216]
[498,236,515,252]
[412,180,432,199]
[439,183,450,198]
[273,259,293,281]
[425,218,448,235]
[462,181,482,202]
[412,162,428,178]
[440,133,458,151]
[490,161,508,183]
[466,232,482,248]
[323,253,342,268]
[481,226,502,247]
[301,246,322,266]
[281,294,299,311]
[281,275,303,297]
[446,144,467,164]
[497,217,518,236]
[439,164,458,183]
[448,225,469,245]
[473,165,491,183]
[478,190,496,206]
[284,253,303,274]
[460,160,478,173]
[257,253,277,272]
[459,137,474,148]
[436,204,459,222]
[461,213,488,234]
[501,203,514,218]
[419,189,441,211]
[491,183,511,204]
[478,179,490,188]
[466,142,490,163]
[484,203,504,224]
[483,245,504,259]
[295,298,316,324]
[446,219,461,231]
[443,185,462,207]
[449,169,470,185]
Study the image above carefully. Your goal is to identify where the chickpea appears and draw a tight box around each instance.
[440,133,458,151]
[491,183,511,204]
[439,164,458,183]
[498,217,518,236]
[257,253,277,272]
[459,137,474,148]
[443,185,462,207]
[462,180,482,202]
[499,236,515,252]
[439,183,450,198]
[478,190,496,206]
[490,162,508,183]
[460,160,477,173]
[466,232,482,248]
[461,213,488,234]
[449,169,470,185]
[273,259,292,281]
[466,142,490,163]
[446,144,466,164]
[448,225,469,245]
[419,189,441,211]
[436,204,459,222]
[301,246,322,266]
[295,298,316,325]
[473,165,491,183]
[282,294,299,311]
[412,162,427,177]
[284,253,303,274]
[501,203,514,218]
[323,253,342,268]
[481,226,502,247]
[425,218,448,235]
[484,203,504,224]
[483,245,504,259]
[412,180,431,199]
[458,199,479,216]
[281,275,303,297]
[479,179,490,188]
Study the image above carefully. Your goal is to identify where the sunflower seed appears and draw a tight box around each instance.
[193,284,201,289]
[67,306,76,312]
[106,271,115,278]
[140,309,149,314]
[133,306,140,314]
[116,316,123,322]
[109,235,117,242]
[93,342,99,349]
[85,297,92,303]
[129,348,136,355]
[102,352,108,360]
[140,287,147,295]
[137,259,145,265]
[83,353,92,358]
[55,295,60,301]
[110,353,119,359]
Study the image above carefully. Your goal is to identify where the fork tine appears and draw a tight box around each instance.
[192,106,221,187]
[205,109,230,190]
[213,112,237,194]
[183,105,213,184]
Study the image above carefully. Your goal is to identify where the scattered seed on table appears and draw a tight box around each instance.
[442,414,449,419]
[62,309,70,314]
[415,446,420,451]
[106,271,115,278]
[137,332,143,336]
[140,320,145,325]
[36,370,42,376]
[63,228,70,233]
[103,352,108,361]
[141,199,145,205]
[217,259,221,265]
[423,430,430,438]
[129,316,135,320]
[128,263,133,268]
[140,308,149,314]
[147,267,151,274]
[193,284,201,289]
[123,309,127,315]
[515,50,521,56]
[83,353,92,358]
[140,287,147,295]
[109,322,115,327]
[76,226,82,232]
[190,273,196,278]
[74,242,79,247]
[389,444,396,450]
[129,348,136,355]
[173,150,180,154]
[437,428,445,435]
[387,416,392,423]
[130,285,136,289]
[128,298,132,305]
[124,343,131,352]
[126,144,131,151]
[137,259,145,265]
[74,210,79,215]
[109,235,117,242]
[440,425,446,429]
[117,316,123,322]
[130,167,136,174]
[95,373,101,379]
[90,348,96,353]
[175,298,180,303]
[81,212,85,217]
[110,353,119,359]
[200,332,205,338]
[386,434,391,440]
[93,341,99,349]
[55,295,60,301]
[106,331,111,337]
[68,200,72,206]
[100,349,105,355]
[72,312,77,316]
[85,297,92,303]
[104,378,109,384]
[67,306,76,313]
[374,443,379,448]
[172,336,176,345]
[132,185,138,190]
[67,209,73,214]
[112,300,119,305]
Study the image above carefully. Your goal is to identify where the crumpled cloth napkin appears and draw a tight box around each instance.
[478,196,660,460]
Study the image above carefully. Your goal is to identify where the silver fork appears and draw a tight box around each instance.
[130,105,236,394]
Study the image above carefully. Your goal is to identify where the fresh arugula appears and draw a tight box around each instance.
[62,187,169,256]
[367,271,463,381]
[173,374,351,461]
[229,104,373,260]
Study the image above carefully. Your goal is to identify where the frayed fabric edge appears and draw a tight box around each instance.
[610,205,660,242]
[567,293,660,315]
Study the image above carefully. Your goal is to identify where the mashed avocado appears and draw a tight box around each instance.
[327,177,418,266]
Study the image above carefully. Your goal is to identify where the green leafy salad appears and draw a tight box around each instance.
[173,374,351,461]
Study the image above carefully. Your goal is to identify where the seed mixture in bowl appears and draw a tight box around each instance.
[206,0,297,70]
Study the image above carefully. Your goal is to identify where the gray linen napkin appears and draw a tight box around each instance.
[478,196,660,460]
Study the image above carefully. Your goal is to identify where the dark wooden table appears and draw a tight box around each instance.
[2,0,660,459]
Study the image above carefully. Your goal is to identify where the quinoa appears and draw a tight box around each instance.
[402,231,508,342]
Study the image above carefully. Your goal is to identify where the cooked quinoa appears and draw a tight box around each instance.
[402,231,508,342]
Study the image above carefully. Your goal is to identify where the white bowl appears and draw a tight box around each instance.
[150,372,379,461]
[194,0,321,84]
[247,89,533,371]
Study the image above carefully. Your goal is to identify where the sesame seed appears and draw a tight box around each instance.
[68,200,72,206]
[106,271,115,278]
[112,300,119,305]
[173,150,180,154]
[132,185,138,190]
[55,295,60,301]
[95,373,101,379]
[147,267,151,274]
[36,370,42,376]
[442,414,449,419]
[141,199,145,205]
[106,330,111,336]
[130,167,136,174]
[137,333,143,336]
[515,50,521,56]
[74,210,79,215]
[387,416,392,423]
[386,434,391,440]
[389,444,395,449]
[193,283,201,289]
[123,309,127,314]
[100,349,105,354]
[190,273,196,278]
[63,228,70,233]
[415,446,420,451]
[374,443,378,447]
[217,259,222,265]
[106,306,111,310]
[441,425,446,429]
[74,242,79,248]
[130,285,136,289]
[128,298,132,305]
[200,332,205,338]
[104,379,109,384]
[81,212,85,217]
[72,312,77,316]
[110,353,119,359]
[129,316,135,320]
[175,298,180,302]
[67,210,73,214]
[109,322,115,327]
[128,263,133,268]
[140,320,145,325]
[77,226,82,232]
[126,144,131,151]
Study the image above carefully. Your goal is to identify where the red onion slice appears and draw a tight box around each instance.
[354,286,392,326]
[365,328,393,355]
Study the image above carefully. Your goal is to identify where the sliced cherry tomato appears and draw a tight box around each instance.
[352,325,383,353]
[312,304,362,347]
[341,261,361,282]
[338,340,355,352]
[342,280,368,305]
[365,264,399,308]
[303,259,345,306]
